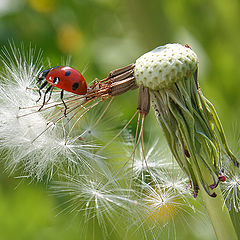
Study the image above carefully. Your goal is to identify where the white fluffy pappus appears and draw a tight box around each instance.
[129,141,173,181]
[0,44,100,180]
[115,139,198,239]
[131,181,197,240]
[127,140,190,196]
[51,171,138,237]
[221,125,240,212]
[48,132,199,238]
[222,172,240,212]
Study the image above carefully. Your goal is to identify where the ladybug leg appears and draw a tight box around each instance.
[60,90,68,116]
[36,81,48,103]
[46,86,54,103]
[38,85,53,111]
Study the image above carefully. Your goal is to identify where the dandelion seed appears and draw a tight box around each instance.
[144,186,181,223]
[220,124,240,212]
[75,99,119,144]
[156,167,191,198]
[131,180,196,240]
[52,170,137,237]
[222,172,240,212]
[128,140,172,182]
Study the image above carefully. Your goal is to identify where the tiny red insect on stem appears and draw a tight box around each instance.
[37,66,87,114]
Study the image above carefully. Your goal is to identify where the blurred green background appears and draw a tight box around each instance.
[0,0,240,239]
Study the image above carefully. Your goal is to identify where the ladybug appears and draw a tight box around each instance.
[37,66,87,114]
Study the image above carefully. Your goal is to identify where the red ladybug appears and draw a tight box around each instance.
[37,66,87,94]
[37,66,87,114]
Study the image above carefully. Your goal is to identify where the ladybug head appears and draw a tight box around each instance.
[37,69,51,82]
[37,66,61,82]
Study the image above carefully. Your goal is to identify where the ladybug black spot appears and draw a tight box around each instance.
[65,71,71,76]
[72,82,79,91]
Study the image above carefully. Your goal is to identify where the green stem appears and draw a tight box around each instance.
[191,161,238,240]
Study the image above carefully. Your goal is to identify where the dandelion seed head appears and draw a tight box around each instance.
[0,44,98,179]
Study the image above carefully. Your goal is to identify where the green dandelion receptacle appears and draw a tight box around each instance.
[134,43,198,90]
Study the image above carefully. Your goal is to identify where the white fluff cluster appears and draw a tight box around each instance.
[131,179,196,240]
[0,44,97,179]
[222,172,240,212]
[134,43,198,90]
[52,171,138,236]
[130,141,172,179]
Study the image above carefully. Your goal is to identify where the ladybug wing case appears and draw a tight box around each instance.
[46,67,87,95]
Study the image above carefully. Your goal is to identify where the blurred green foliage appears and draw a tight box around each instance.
[0,0,240,239]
